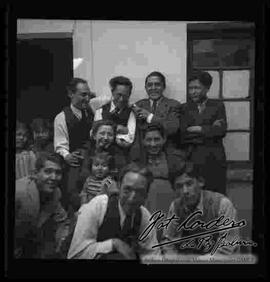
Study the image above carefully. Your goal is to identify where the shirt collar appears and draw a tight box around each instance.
[196,191,204,211]
[118,200,126,227]
[110,100,116,112]
[149,96,164,107]
[70,103,82,119]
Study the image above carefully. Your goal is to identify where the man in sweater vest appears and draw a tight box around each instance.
[94,76,136,150]
[67,162,162,261]
[54,78,95,211]
[162,163,240,259]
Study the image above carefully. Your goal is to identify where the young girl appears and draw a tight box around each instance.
[30,118,54,158]
[16,121,37,180]
[79,152,118,205]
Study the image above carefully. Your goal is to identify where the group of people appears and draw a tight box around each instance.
[15,70,238,261]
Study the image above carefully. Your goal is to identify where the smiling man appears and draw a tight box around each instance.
[94,76,136,149]
[67,162,162,261]
[131,71,182,157]
[15,152,70,258]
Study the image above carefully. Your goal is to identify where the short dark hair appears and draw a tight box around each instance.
[30,118,52,132]
[145,71,166,88]
[119,162,153,193]
[35,152,64,172]
[188,71,213,89]
[89,152,114,171]
[66,77,88,94]
[109,76,133,94]
[173,162,205,185]
[141,122,166,140]
[91,120,116,139]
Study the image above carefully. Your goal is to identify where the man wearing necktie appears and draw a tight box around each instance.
[68,162,162,261]
[94,76,136,150]
[54,78,95,212]
[130,71,182,160]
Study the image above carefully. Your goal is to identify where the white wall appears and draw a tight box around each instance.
[17,19,187,109]
[91,21,187,105]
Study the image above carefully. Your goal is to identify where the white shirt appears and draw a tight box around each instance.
[94,101,136,144]
[54,104,90,159]
[67,194,162,261]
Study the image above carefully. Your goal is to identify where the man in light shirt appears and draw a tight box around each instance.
[94,76,136,149]
[130,71,182,159]
[67,162,162,261]
[54,78,95,211]
[162,163,240,259]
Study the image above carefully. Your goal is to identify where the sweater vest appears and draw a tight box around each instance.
[174,190,224,254]
[101,103,131,126]
[63,106,94,152]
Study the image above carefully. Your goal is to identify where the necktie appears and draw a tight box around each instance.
[81,110,87,121]
[152,100,157,114]
[122,213,133,235]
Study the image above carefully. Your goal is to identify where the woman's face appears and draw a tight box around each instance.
[143,130,166,155]
[94,125,115,149]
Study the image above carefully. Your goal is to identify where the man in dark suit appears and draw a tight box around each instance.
[181,71,227,195]
[130,71,182,158]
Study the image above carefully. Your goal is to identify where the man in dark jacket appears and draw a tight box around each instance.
[130,71,182,159]
[181,71,227,195]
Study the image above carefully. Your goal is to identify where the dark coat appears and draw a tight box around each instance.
[130,96,182,159]
[180,99,227,194]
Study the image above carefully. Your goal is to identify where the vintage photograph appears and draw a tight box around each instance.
[7,12,266,278]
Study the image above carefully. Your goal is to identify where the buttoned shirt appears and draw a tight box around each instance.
[94,101,136,144]
[67,194,161,261]
[54,104,91,159]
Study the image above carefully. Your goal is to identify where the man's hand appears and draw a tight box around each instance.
[213,119,224,127]
[65,151,84,167]
[112,238,137,260]
[116,138,131,148]
[101,178,119,196]
[116,125,129,135]
[134,107,151,120]
[186,126,202,133]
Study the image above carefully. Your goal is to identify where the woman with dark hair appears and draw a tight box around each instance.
[181,70,227,195]
[131,122,186,224]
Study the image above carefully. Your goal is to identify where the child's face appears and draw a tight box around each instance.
[33,129,50,144]
[16,128,28,150]
[92,158,109,180]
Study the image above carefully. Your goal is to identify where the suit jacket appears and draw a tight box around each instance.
[130,97,182,159]
[136,96,181,137]
[180,99,227,146]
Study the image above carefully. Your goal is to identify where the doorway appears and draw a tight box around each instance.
[16,36,73,124]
